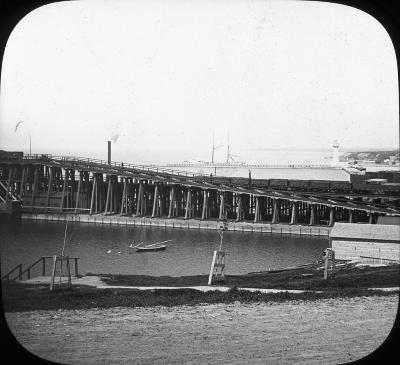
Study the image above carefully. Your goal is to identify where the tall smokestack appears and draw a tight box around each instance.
[108,141,111,164]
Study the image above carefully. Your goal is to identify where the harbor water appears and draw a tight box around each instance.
[1,220,328,277]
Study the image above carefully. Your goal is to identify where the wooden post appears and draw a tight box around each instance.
[120,178,127,215]
[324,250,329,280]
[66,258,72,286]
[254,196,261,223]
[168,186,175,218]
[152,183,159,217]
[201,190,209,220]
[290,201,298,225]
[110,177,114,213]
[59,170,67,213]
[30,166,39,209]
[50,255,72,290]
[158,184,164,217]
[74,171,82,214]
[136,180,143,216]
[348,209,354,223]
[369,212,374,224]
[184,188,192,219]
[50,255,57,291]
[45,167,54,211]
[329,207,335,226]
[19,166,26,199]
[218,191,225,220]
[324,248,335,280]
[74,258,79,277]
[6,166,14,201]
[104,177,112,215]
[89,176,96,215]
[309,204,316,226]
[236,195,243,222]
[42,257,46,276]
[272,199,280,224]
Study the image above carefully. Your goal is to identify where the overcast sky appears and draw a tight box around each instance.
[0,0,398,163]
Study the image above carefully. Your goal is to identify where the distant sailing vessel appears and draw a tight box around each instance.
[171,132,245,168]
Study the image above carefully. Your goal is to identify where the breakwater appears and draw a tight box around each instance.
[21,213,331,237]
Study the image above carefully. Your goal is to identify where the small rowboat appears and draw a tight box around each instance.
[134,239,171,252]
[136,244,166,252]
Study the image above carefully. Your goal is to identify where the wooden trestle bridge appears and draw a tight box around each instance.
[1,153,399,226]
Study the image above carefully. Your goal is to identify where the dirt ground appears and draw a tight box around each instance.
[5,295,399,365]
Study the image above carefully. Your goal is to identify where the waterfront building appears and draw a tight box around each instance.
[329,223,400,264]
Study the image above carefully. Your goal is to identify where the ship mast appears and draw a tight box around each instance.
[226,131,230,163]
[211,133,215,164]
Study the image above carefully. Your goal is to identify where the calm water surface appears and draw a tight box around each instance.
[1,220,328,277]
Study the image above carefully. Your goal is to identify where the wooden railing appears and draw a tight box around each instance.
[20,154,205,178]
[2,256,79,281]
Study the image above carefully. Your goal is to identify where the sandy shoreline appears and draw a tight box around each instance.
[5,295,398,364]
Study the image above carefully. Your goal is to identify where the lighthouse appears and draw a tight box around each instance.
[332,140,340,165]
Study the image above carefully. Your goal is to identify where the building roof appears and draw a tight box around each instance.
[330,223,400,242]
[377,216,400,226]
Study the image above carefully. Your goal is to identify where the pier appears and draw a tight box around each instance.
[166,162,341,169]
[0,152,399,227]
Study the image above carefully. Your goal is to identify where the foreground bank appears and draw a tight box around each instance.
[3,264,399,312]
[5,295,398,364]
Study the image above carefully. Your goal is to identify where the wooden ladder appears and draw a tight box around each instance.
[208,250,226,285]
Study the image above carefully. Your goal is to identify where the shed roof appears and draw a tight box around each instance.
[377,216,400,226]
[330,223,400,242]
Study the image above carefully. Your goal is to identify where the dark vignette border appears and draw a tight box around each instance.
[0,0,398,364]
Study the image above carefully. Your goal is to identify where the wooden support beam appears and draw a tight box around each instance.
[348,209,354,223]
[30,167,39,210]
[74,171,82,214]
[45,167,54,211]
[184,188,192,219]
[201,190,209,220]
[104,177,112,215]
[6,166,14,201]
[94,176,99,213]
[329,207,335,226]
[19,166,26,199]
[272,199,280,224]
[168,186,176,218]
[136,180,143,216]
[290,201,298,225]
[152,183,159,217]
[158,184,164,216]
[236,195,244,222]
[309,204,316,226]
[120,178,127,215]
[254,196,261,223]
[89,176,96,215]
[59,169,67,213]
[369,212,374,224]
[218,191,225,220]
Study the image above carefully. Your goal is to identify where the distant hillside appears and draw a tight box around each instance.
[343,150,399,163]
